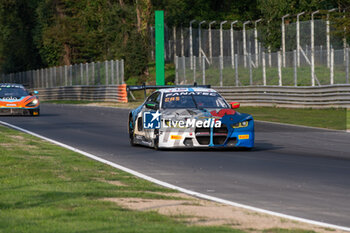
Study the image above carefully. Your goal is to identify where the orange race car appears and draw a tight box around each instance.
[0,84,40,116]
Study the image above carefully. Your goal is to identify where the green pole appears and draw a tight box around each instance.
[155,10,165,86]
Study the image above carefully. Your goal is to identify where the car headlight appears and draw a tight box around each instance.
[26,99,39,107]
[232,121,249,128]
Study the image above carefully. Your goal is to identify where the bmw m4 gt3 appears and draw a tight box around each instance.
[128,87,254,149]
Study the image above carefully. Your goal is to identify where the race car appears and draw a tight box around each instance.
[128,87,254,149]
[0,83,40,116]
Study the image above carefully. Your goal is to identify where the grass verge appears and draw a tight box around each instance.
[180,65,347,86]
[239,106,347,130]
[0,125,244,233]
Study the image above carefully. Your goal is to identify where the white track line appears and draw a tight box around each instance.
[256,120,349,133]
[1,120,349,232]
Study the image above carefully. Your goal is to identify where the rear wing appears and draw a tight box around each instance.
[127,83,211,100]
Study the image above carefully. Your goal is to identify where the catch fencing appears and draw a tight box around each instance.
[158,19,347,63]
[0,59,125,89]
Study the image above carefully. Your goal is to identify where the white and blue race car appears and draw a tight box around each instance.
[128,87,254,149]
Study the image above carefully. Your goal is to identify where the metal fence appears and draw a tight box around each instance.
[156,19,347,64]
[0,59,125,89]
[175,48,350,87]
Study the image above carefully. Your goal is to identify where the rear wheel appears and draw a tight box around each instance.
[128,116,136,146]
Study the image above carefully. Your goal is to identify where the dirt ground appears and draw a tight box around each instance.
[101,181,346,233]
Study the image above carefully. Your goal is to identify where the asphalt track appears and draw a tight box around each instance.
[1,103,350,227]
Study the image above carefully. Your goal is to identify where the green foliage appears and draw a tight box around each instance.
[257,0,320,50]
[0,0,150,79]
[0,0,42,73]
[151,0,259,26]
[0,0,349,78]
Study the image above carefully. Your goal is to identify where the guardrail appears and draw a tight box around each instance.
[34,84,350,108]
[214,85,350,108]
[35,85,128,103]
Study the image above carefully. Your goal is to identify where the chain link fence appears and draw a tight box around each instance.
[175,47,349,86]
[0,59,124,89]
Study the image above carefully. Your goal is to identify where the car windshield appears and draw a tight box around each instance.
[0,87,28,98]
[162,92,229,109]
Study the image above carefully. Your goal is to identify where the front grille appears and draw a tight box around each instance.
[213,124,228,145]
[195,124,228,145]
[214,124,228,134]
[0,108,29,115]
[195,126,210,145]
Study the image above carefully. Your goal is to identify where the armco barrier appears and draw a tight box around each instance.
[214,85,350,108]
[35,85,128,103]
[34,84,350,108]
[117,84,128,103]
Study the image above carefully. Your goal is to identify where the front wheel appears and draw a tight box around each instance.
[128,116,136,146]
[153,129,160,150]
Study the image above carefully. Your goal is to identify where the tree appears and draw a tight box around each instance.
[0,0,42,73]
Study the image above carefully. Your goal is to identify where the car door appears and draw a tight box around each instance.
[136,92,161,137]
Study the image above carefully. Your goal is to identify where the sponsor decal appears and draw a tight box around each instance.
[1,97,19,101]
[144,111,222,129]
[164,91,218,97]
[163,118,221,128]
[238,135,250,140]
[143,111,162,129]
[164,96,180,102]
[6,104,16,107]
[170,135,182,140]
[210,109,236,117]
[0,84,23,88]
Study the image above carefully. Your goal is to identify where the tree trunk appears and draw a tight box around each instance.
[63,44,71,65]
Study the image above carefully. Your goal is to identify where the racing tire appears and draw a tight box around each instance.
[128,116,136,146]
[153,129,160,150]
[239,147,253,151]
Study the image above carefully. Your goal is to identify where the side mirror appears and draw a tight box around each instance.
[145,102,159,110]
[230,102,240,109]
[30,91,39,96]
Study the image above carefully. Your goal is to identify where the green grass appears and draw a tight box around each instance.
[0,126,244,233]
[181,65,347,86]
[239,106,347,130]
